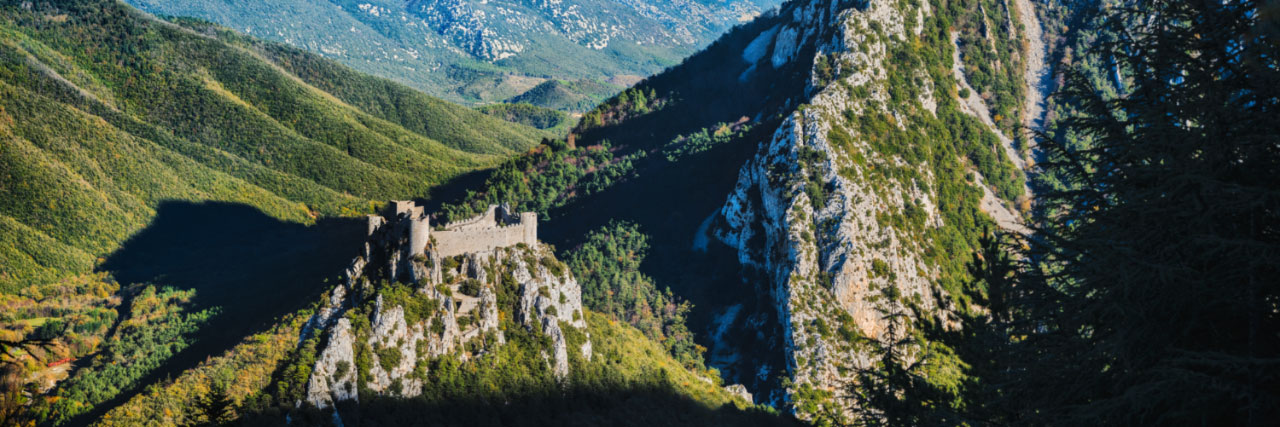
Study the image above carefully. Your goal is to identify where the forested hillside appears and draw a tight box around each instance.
[0,2,795,425]
[2,0,1276,425]
[123,0,782,110]
[0,0,548,293]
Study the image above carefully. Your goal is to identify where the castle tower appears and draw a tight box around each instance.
[408,211,430,257]
[390,200,415,216]
[520,212,538,247]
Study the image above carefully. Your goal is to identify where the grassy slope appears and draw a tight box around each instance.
[0,0,544,293]
[582,312,743,407]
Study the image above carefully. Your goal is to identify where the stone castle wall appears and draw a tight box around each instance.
[433,221,536,258]
[369,202,537,260]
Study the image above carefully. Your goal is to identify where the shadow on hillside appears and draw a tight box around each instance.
[530,4,831,402]
[74,200,365,425]
[239,383,800,427]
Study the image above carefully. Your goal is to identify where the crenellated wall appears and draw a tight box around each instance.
[433,222,536,258]
[433,205,536,257]
[368,202,538,260]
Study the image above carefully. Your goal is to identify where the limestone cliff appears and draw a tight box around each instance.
[301,203,590,409]
[704,0,1036,421]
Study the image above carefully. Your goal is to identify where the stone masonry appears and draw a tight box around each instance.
[367,201,538,260]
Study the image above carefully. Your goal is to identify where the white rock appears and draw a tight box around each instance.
[771,26,800,68]
[306,318,359,408]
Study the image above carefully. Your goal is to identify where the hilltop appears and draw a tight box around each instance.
[68,201,795,426]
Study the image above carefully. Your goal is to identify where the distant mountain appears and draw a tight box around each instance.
[0,0,549,293]
[122,0,781,110]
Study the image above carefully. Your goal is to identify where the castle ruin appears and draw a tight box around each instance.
[368,201,538,261]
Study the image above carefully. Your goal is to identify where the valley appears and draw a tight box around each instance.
[3,0,1276,426]
[122,0,784,110]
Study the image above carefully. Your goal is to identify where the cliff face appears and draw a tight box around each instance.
[716,0,945,415]
[302,205,589,409]
[710,0,1034,419]
[536,0,1036,420]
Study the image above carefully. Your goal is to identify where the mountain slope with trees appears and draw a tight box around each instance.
[434,0,1037,421]
[123,0,783,110]
[4,0,1276,425]
[0,0,549,294]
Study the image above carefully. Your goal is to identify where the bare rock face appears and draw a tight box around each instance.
[712,0,1033,420]
[365,297,426,397]
[511,252,586,330]
[475,285,504,344]
[306,318,359,409]
[507,247,590,379]
[717,1,942,414]
[725,384,754,403]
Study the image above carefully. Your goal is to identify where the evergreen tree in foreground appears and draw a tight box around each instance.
[189,382,235,426]
[1006,0,1280,424]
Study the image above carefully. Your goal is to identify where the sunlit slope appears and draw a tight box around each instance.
[0,0,545,293]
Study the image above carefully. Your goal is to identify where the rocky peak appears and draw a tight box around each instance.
[302,203,590,410]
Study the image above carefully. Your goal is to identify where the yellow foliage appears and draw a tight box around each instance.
[98,312,306,426]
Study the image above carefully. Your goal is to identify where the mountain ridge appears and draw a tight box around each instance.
[122,0,784,110]
[433,0,1038,420]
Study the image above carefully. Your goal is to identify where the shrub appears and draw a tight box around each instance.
[871,259,891,278]
[375,345,402,373]
[458,279,482,297]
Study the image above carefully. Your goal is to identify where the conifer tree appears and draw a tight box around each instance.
[189,382,235,426]
[1006,1,1280,424]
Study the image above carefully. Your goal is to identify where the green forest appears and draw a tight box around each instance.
[845,1,1280,425]
[0,0,1277,426]
[0,0,550,293]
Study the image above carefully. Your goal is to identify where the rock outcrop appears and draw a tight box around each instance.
[306,319,359,408]
[303,201,590,409]
[508,249,588,378]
